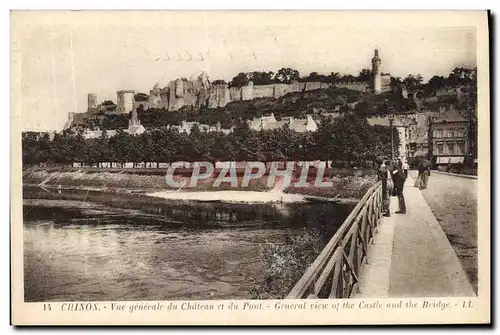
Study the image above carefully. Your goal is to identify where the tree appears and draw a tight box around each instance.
[426,75,446,94]
[261,129,286,163]
[22,132,51,166]
[447,67,474,87]
[339,74,356,83]
[390,76,403,94]
[358,69,373,82]
[183,124,213,162]
[312,116,337,163]
[102,100,116,106]
[312,113,399,167]
[307,72,320,82]
[229,72,250,88]
[211,79,227,85]
[249,71,275,85]
[50,130,80,165]
[298,132,316,161]
[274,68,300,84]
[230,121,263,162]
[403,74,423,91]
[134,93,149,102]
[354,102,370,118]
[147,127,180,167]
[328,72,341,84]
[209,132,231,163]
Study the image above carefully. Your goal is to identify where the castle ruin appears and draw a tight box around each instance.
[86,49,392,115]
[116,90,135,114]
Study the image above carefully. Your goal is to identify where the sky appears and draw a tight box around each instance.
[12,11,479,131]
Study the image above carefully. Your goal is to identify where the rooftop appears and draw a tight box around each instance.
[434,106,469,123]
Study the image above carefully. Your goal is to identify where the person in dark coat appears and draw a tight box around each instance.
[377,156,393,217]
[417,159,431,189]
[389,159,407,214]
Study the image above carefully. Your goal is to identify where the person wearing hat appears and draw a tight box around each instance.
[389,159,407,214]
[376,156,393,217]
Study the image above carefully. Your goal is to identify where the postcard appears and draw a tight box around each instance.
[11,10,490,325]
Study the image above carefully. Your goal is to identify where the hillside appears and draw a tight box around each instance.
[70,87,415,130]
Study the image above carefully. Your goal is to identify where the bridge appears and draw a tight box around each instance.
[286,174,476,299]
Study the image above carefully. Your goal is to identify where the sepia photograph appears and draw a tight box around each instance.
[10,10,490,325]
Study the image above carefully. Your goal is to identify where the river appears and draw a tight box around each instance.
[23,187,354,302]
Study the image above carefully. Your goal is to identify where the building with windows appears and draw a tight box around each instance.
[430,106,469,165]
[367,114,417,160]
[407,111,439,160]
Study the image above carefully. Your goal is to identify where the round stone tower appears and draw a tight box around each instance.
[372,49,382,94]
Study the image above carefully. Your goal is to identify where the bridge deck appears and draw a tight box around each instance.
[355,176,475,298]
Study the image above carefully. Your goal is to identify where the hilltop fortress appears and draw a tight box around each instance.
[86,49,391,115]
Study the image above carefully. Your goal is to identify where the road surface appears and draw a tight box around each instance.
[413,171,478,293]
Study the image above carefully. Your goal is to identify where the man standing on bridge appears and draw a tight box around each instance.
[377,156,393,217]
[389,159,407,214]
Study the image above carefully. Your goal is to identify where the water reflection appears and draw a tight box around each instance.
[23,187,354,302]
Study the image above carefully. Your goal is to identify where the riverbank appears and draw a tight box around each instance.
[23,169,270,192]
[23,169,377,204]
[147,190,306,204]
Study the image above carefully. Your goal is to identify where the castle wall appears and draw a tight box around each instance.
[305,81,323,91]
[168,81,181,111]
[292,81,307,92]
[208,84,230,109]
[272,84,285,98]
[229,87,241,101]
[116,90,135,114]
[241,82,253,101]
[145,77,372,113]
[335,81,369,92]
[148,89,162,107]
[158,90,169,109]
[252,84,275,99]
[381,74,391,93]
[175,79,183,98]
[197,88,209,108]
[181,81,198,109]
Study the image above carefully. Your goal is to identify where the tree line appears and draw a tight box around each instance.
[211,68,375,88]
[22,113,399,168]
[390,67,477,96]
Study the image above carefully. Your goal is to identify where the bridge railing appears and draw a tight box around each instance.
[286,181,383,299]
